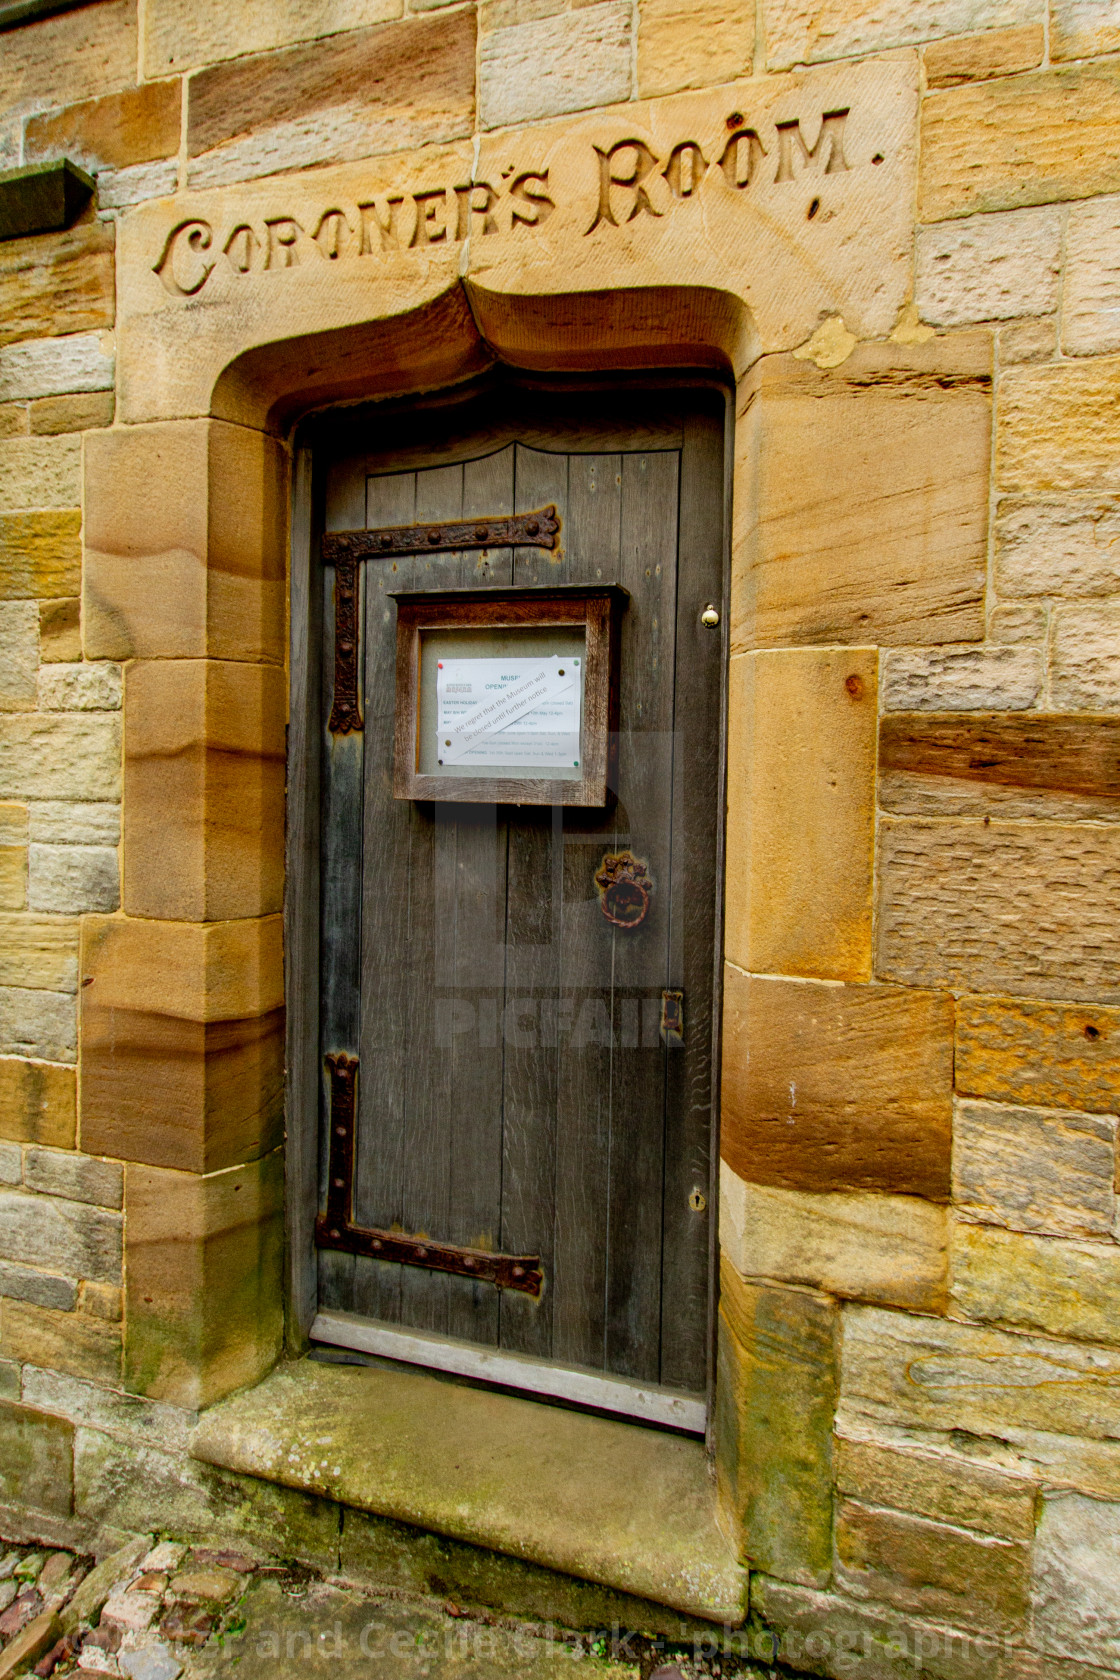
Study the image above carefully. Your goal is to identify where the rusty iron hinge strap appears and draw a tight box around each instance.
[316,1053,544,1297]
[323,506,561,736]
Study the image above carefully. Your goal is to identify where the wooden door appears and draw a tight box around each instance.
[313,382,726,1420]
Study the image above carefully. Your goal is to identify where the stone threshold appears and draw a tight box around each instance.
[189,1354,747,1627]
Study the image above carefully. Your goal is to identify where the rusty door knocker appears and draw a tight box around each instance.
[595,851,652,929]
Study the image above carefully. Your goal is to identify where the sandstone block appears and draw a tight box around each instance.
[28,844,118,915]
[0,987,74,1063]
[834,1434,1037,1540]
[954,1099,1116,1239]
[0,1298,120,1388]
[923,23,1044,86]
[188,11,475,188]
[737,340,990,650]
[1032,1492,1120,1665]
[836,1498,1029,1633]
[999,354,1120,493]
[1051,604,1120,711]
[123,660,284,921]
[83,419,285,665]
[143,0,403,76]
[0,1261,76,1312]
[23,80,182,176]
[38,598,80,661]
[999,316,1058,365]
[0,914,78,992]
[0,1186,120,1282]
[29,802,119,845]
[0,1057,75,1148]
[764,0,1037,69]
[988,604,1047,644]
[1062,196,1120,357]
[840,1302,1120,1442]
[77,1281,120,1321]
[636,0,752,97]
[921,64,1120,222]
[0,1141,18,1184]
[80,914,284,1174]
[0,436,80,512]
[0,803,25,844]
[37,663,121,712]
[23,1149,122,1210]
[996,496,1120,599]
[481,3,630,127]
[0,602,38,711]
[30,391,114,437]
[957,994,1120,1115]
[1050,0,1120,60]
[0,511,81,601]
[951,1219,1120,1346]
[95,159,179,213]
[0,1399,72,1518]
[877,817,1120,1003]
[915,207,1060,327]
[720,1163,947,1311]
[725,647,876,981]
[0,221,114,353]
[124,1150,284,1409]
[23,1364,195,1458]
[0,844,24,910]
[0,0,136,126]
[0,714,121,802]
[881,646,1042,711]
[716,1263,837,1587]
[0,334,113,405]
[721,970,954,1199]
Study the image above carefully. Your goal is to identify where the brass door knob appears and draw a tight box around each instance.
[700,604,720,628]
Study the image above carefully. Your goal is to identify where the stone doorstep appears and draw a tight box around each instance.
[188,1356,746,1628]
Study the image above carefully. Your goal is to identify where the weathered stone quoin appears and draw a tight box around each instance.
[3,0,1120,1666]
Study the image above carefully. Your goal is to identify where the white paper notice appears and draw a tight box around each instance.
[436,656,582,769]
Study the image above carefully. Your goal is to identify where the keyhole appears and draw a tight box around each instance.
[689,1188,707,1213]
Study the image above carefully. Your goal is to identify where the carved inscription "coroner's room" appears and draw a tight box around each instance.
[153,107,858,297]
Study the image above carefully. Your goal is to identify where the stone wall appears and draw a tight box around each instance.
[0,0,1120,1672]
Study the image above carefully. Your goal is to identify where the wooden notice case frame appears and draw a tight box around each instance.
[391,585,628,806]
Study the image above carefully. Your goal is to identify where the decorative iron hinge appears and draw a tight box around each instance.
[322,507,561,736]
[315,1053,544,1297]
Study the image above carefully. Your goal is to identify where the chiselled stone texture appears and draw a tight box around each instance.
[957,995,1120,1115]
[737,339,989,650]
[921,63,1120,222]
[999,357,1120,492]
[877,818,1120,1004]
[0,1258,74,1311]
[1063,197,1120,357]
[31,391,115,437]
[764,0,1038,70]
[721,971,954,1199]
[1032,1493,1120,1666]
[999,315,1057,366]
[28,844,119,914]
[83,420,286,665]
[0,715,121,803]
[720,1165,946,1311]
[0,1298,121,1387]
[481,3,631,128]
[951,1220,1120,1347]
[953,1099,1117,1239]
[0,601,38,710]
[23,81,182,176]
[1051,605,1120,711]
[0,986,75,1063]
[834,1434,1038,1541]
[80,914,284,1174]
[143,0,404,76]
[23,1148,122,1210]
[0,1398,73,1517]
[835,1498,1029,1632]
[0,1056,74,1148]
[0,0,136,123]
[38,598,80,662]
[0,221,115,350]
[1050,0,1120,61]
[915,207,1060,328]
[30,802,120,845]
[38,664,121,712]
[0,334,114,405]
[0,437,80,511]
[0,913,78,992]
[0,1186,120,1283]
[725,648,876,982]
[123,660,285,922]
[882,646,1042,711]
[717,1261,837,1587]
[997,496,1120,599]
[187,11,476,189]
[124,1151,284,1409]
[922,23,1044,86]
[636,0,753,97]
[0,510,80,601]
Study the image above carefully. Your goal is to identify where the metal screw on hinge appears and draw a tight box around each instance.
[700,604,720,628]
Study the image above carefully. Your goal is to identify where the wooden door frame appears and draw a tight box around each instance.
[285,368,734,1440]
